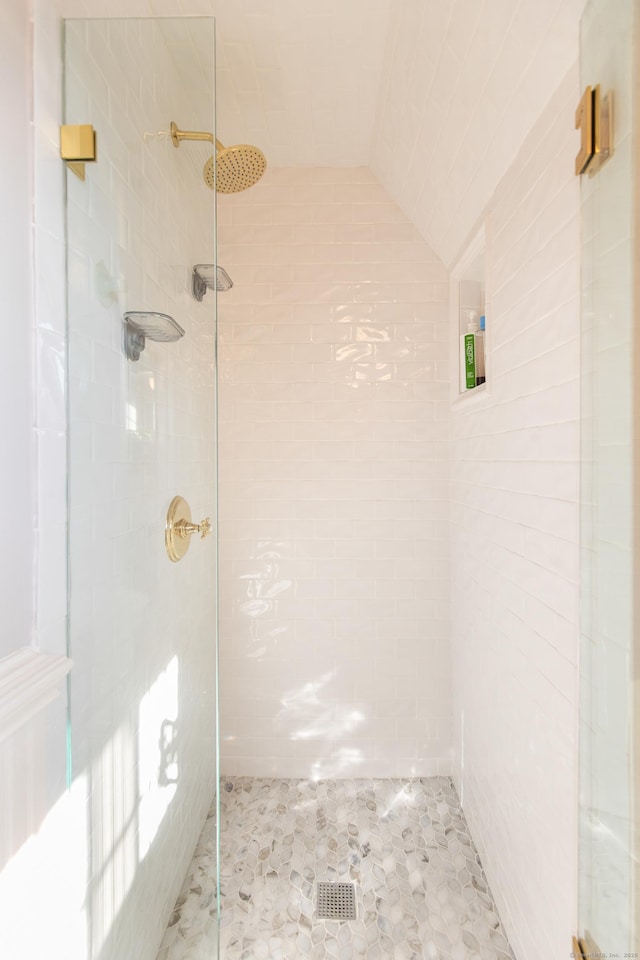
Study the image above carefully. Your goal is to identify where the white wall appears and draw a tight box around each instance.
[0,0,69,887]
[0,0,35,659]
[450,67,581,960]
[217,167,452,778]
[0,3,76,956]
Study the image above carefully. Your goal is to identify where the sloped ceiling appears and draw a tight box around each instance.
[209,0,585,266]
[370,0,586,265]
[211,0,392,166]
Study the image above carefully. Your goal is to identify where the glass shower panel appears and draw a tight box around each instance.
[64,18,219,960]
[579,0,638,952]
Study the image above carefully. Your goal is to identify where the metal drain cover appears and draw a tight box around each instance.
[316,882,357,920]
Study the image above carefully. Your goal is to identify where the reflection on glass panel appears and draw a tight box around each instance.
[64,18,218,960]
[579,0,637,951]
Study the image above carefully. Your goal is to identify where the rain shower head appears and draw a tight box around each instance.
[203,145,266,194]
[170,121,267,194]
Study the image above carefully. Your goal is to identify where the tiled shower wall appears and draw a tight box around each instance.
[450,67,581,960]
[217,168,452,779]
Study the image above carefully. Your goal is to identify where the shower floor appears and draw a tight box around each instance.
[157,777,514,960]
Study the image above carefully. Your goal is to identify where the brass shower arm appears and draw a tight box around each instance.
[170,121,223,151]
[170,119,266,193]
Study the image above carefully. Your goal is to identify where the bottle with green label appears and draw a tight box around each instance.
[459,313,486,390]
[462,313,479,389]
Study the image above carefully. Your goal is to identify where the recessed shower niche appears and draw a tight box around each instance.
[450,226,488,401]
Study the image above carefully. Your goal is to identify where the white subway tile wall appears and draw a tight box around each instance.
[450,68,581,960]
[217,168,452,779]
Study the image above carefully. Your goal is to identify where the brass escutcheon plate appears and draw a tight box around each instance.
[165,495,192,562]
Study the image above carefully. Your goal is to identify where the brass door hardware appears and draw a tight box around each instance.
[575,85,613,177]
[572,933,603,959]
[60,124,97,181]
[589,85,613,177]
[575,87,594,175]
[165,496,212,562]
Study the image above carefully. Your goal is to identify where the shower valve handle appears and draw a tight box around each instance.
[175,517,212,540]
[165,496,212,562]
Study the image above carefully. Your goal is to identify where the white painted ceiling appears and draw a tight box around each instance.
[211,0,392,167]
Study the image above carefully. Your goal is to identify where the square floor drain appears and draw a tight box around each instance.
[316,882,357,920]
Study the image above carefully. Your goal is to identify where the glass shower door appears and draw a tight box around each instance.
[578,0,638,953]
[64,18,220,960]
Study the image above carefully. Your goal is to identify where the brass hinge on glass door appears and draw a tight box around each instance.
[573,936,586,959]
[60,124,97,180]
[575,85,613,177]
[572,933,603,959]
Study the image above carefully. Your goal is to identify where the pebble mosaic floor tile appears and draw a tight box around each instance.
[157,777,515,960]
